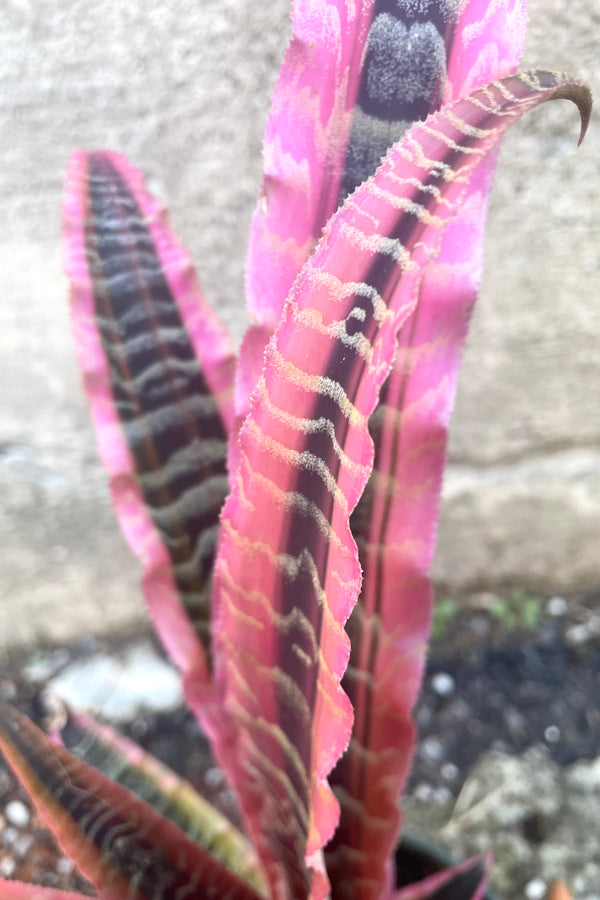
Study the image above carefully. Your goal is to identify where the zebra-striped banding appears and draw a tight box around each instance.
[340,0,461,199]
[86,154,230,657]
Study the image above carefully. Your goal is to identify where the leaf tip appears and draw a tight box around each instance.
[553,78,593,146]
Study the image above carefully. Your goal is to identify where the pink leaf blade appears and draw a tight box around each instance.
[214,71,590,900]
[0,882,92,900]
[245,0,376,326]
[324,73,590,900]
[236,0,377,447]
[391,853,493,900]
[325,146,500,900]
[446,0,528,100]
[237,0,511,438]
[0,702,265,900]
[63,150,235,700]
[49,706,267,897]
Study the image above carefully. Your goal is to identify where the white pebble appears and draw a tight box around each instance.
[431,672,455,697]
[414,782,433,803]
[588,615,600,635]
[204,767,226,789]
[441,762,459,783]
[433,786,453,806]
[547,596,567,617]
[415,706,432,727]
[524,879,546,899]
[567,623,589,645]
[1,827,17,847]
[57,857,74,875]
[5,800,30,829]
[420,737,444,763]
[544,724,561,743]
[0,857,16,878]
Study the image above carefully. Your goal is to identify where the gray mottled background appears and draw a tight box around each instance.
[1,0,598,647]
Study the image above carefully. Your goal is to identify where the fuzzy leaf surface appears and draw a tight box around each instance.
[213,70,590,900]
[0,702,264,900]
[63,150,236,700]
[325,2,530,897]
[0,883,90,900]
[51,706,266,896]
[237,0,376,440]
[238,0,527,431]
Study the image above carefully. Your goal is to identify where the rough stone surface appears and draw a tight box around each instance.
[434,449,600,592]
[1,0,599,645]
[46,641,183,720]
[405,748,600,900]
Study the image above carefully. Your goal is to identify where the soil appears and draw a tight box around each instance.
[0,590,598,895]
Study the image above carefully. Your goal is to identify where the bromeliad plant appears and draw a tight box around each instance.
[0,1,591,898]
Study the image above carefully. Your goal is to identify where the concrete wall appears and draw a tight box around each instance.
[1,0,598,647]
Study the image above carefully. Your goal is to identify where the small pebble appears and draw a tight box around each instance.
[524,878,546,899]
[547,596,567,617]
[441,762,459,783]
[448,698,471,722]
[432,786,453,806]
[566,624,589,645]
[431,672,455,697]
[415,705,432,727]
[588,615,600,635]
[204,767,226,789]
[0,856,16,878]
[5,800,30,829]
[414,782,433,803]
[504,706,526,736]
[1,827,17,847]
[420,737,444,763]
[57,857,75,875]
[12,833,33,859]
[544,725,561,744]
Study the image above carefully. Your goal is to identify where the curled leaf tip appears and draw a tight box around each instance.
[562,82,593,146]
[529,70,592,146]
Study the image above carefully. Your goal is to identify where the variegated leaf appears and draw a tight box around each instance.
[0,702,264,900]
[212,71,590,900]
[237,0,527,436]
[325,2,530,896]
[63,150,235,703]
[0,883,90,900]
[236,0,377,450]
[50,706,267,896]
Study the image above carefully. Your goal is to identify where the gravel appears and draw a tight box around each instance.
[0,590,598,896]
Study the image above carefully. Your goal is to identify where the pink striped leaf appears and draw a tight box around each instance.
[211,71,590,900]
[324,2,529,897]
[237,0,376,433]
[48,706,267,896]
[0,701,265,900]
[63,150,236,701]
[236,0,526,459]
[0,883,91,900]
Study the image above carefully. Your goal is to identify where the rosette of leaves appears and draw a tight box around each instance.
[0,1,590,898]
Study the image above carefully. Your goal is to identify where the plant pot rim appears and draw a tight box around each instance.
[397,828,498,900]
